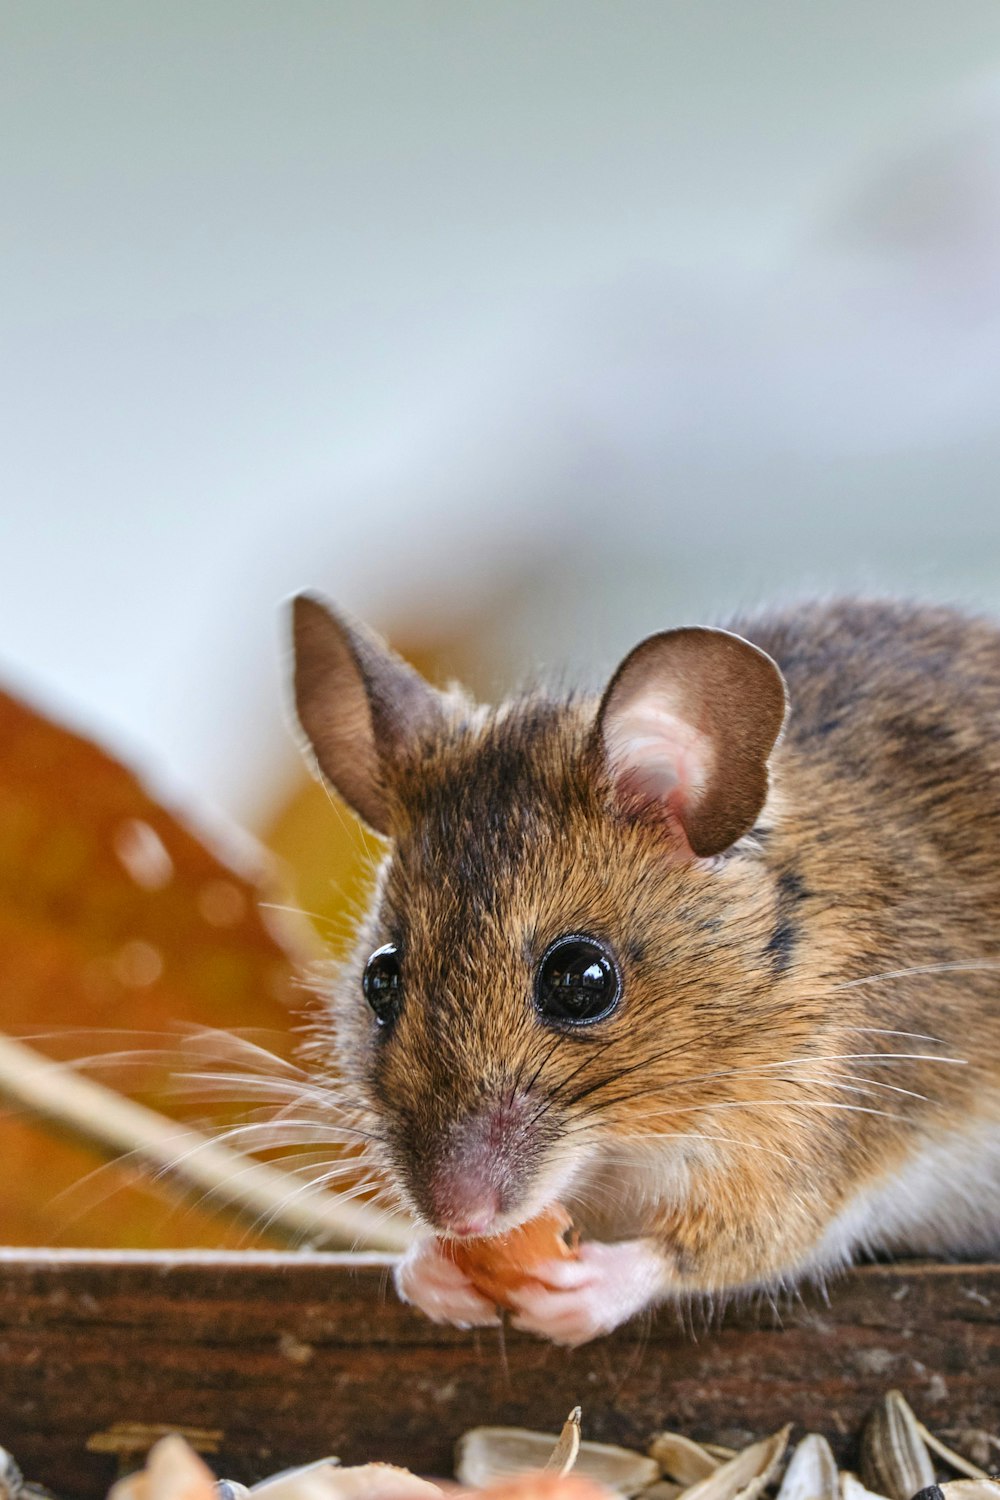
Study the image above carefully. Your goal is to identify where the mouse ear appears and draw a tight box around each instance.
[290,594,447,836]
[595,627,788,858]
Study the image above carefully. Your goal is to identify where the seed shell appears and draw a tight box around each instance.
[840,1473,890,1500]
[860,1392,936,1500]
[648,1436,720,1487]
[456,1428,658,1496]
[776,1436,839,1500]
[675,1428,791,1500]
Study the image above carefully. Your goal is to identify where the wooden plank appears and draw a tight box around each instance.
[0,1251,996,1500]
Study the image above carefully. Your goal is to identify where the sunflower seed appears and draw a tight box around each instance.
[251,1462,342,1494]
[0,1450,22,1500]
[776,1436,839,1500]
[456,1428,658,1495]
[841,1472,891,1500]
[676,1428,792,1500]
[648,1435,721,1486]
[918,1428,992,1482]
[861,1392,936,1500]
[544,1411,583,1478]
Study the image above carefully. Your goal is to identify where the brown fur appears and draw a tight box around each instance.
[297,597,1000,1295]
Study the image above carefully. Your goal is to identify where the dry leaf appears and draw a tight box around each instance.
[0,686,319,1247]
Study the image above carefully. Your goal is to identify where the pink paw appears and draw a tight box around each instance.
[394,1237,501,1328]
[507,1238,668,1347]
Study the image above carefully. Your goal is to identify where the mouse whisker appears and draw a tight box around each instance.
[588,1129,806,1166]
[842,1026,949,1042]
[833,959,1000,990]
[559,1034,701,1111]
[594,1048,966,1105]
[592,1097,907,1124]
[170,1072,373,1121]
[520,1028,575,1101]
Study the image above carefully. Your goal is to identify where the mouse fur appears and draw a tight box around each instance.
[291,595,1000,1343]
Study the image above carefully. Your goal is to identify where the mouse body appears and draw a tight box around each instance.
[291,595,1000,1344]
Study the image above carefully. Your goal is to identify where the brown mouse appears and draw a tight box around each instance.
[290,594,1000,1345]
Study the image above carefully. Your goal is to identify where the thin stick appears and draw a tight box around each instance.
[0,1033,412,1252]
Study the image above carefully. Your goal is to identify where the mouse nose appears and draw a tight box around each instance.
[428,1174,500,1237]
[421,1092,533,1236]
[438,1194,501,1239]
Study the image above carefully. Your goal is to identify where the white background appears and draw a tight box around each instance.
[3,3,1000,826]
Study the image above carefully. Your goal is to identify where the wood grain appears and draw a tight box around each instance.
[0,1251,995,1500]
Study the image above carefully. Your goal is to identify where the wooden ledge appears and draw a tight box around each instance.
[0,1253,996,1500]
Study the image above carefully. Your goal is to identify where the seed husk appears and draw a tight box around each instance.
[775,1436,839,1500]
[840,1472,890,1500]
[918,1429,993,1483]
[545,1412,583,1479]
[0,1449,23,1500]
[676,1428,792,1500]
[250,1461,344,1496]
[456,1428,658,1495]
[648,1435,721,1487]
[861,1392,936,1500]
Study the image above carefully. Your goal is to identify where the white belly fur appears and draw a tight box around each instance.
[803,1114,1000,1275]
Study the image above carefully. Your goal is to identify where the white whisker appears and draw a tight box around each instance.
[835,960,1000,991]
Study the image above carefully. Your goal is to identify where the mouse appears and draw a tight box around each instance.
[289,592,1000,1346]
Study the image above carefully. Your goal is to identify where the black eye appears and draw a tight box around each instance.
[362,943,402,1026]
[534,934,621,1027]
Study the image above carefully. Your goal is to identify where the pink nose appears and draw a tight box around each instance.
[446,1205,499,1238]
[429,1179,500,1237]
[423,1092,532,1235]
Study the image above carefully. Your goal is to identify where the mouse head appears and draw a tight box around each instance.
[292,595,788,1237]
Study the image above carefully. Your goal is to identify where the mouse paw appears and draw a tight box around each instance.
[507,1237,668,1347]
[394,1237,501,1329]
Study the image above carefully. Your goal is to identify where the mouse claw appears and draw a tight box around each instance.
[395,1236,501,1328]
[507,1238,668,1346]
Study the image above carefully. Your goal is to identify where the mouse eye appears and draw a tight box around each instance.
[534,934,621,1027]
[362,943,402,1026]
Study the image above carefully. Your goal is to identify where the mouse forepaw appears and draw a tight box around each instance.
[507,1237,669,1346]
[394,1236,501,1328]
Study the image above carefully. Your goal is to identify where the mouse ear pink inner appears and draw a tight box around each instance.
[595,626,788,858]
[291,594,446,836]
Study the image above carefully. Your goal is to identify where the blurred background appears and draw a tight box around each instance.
[2,1,1000,1247]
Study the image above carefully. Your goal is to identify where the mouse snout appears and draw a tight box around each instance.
[421,1091,537,1237]
[430,1176,500,1238]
